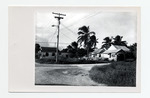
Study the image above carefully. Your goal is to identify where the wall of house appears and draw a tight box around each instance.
[110,53,117,61]
[101,53,117,61]
[41,52,72,60]
[101,54,109,60]
[90,53,101,60]
[41,52,56,60]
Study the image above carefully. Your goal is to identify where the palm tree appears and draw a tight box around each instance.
[101,37,112,50]
[77,26,89,48]
[89,32,98,48]
[77,26,98,57]
[113,35,127,46]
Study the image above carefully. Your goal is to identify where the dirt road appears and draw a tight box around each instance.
[35,63,109,86]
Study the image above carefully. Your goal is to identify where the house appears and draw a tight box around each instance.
[89,48,104,60]
[40,47,57,60]
[40,47,72,60]
[101,45,130,61]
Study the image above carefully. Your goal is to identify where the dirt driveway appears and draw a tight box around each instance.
[35,63,109,86]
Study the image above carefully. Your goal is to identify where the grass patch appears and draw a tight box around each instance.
[89,61,136,86]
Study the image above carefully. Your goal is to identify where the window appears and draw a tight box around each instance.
[52,52,55,56]
[59,52,61,55]
[112,54,115,57]
[109,53,111,58]
[45,52,49,56]
[99,54,101,57]
[66,55,68,58]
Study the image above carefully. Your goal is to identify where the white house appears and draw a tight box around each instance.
[101,45,130,61]
[89,48,104,60]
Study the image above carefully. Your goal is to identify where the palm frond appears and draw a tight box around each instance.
[78,26,89,33]
[78,31,84,35]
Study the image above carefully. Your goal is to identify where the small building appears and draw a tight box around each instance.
[101,45,130,61]
[40,47,57,60]
[40,47,72,60]
[89,48,104,60]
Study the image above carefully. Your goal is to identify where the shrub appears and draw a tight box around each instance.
[89,61,136,86]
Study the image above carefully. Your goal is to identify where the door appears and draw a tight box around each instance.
[117,53,125,61]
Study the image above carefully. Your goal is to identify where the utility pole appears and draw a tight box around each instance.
[52,12,66,63]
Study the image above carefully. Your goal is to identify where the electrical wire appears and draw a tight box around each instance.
[60,23,77,36]
[61,11,102,29]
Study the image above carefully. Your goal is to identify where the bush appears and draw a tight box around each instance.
[89,61,136,86]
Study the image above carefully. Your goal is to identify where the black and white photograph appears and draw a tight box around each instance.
[35,7,139,87]
[5,0,150,97]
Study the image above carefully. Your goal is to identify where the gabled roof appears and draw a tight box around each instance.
[102,45,130,54]
[90,45,130,55]
[91,48,104,55]
[113,45,130,52]
[41,47,57,52]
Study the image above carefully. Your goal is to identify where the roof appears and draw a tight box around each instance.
[102,49,123,54]
[91,48,104,55]
[113,45,130,52]
[41,47,57,52]
[102,45,130,54]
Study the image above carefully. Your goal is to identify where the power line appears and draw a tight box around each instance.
[49,29,57,42]
[60,14,91,29]
[60,31,75,41]
[60,23,78,36]
[81,11,102,22]
[61,11,102,29]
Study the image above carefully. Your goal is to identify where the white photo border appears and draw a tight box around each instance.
[8,6,141,92]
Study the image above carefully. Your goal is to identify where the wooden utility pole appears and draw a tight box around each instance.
[52,12,66,63]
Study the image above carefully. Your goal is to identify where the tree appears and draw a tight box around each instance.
[77,26,89,48]
[101,37,112,50]
[61,41,87,58]
[71,41,78,57]
[89,32,98,49]
[61,43,77,57]
[128,43,137,60]
[66,45,73,53]
[77,48,87,58]
[71,41,78,50]
[35,43,41,59]
[77,26,98,57]
[35,43,41,53]
[113,35,127,46]
[101,35,128,52]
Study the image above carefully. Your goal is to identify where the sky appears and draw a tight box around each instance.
[35,8,137,49]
